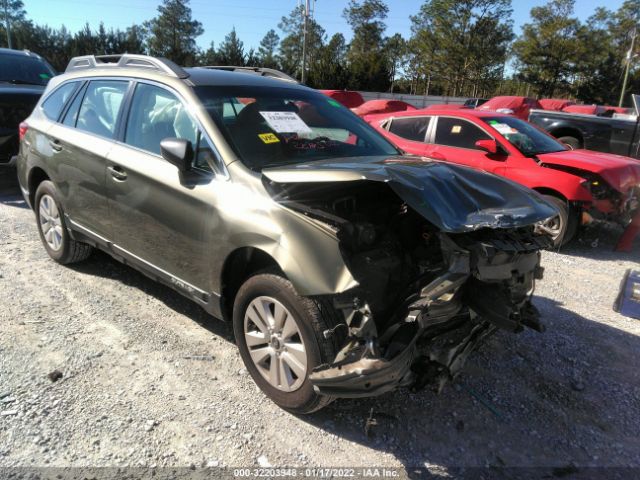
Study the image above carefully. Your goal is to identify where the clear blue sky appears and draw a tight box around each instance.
[23,0,624,51]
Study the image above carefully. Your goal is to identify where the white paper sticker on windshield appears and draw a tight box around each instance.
[492,123,517,135]
[260,111,312,134]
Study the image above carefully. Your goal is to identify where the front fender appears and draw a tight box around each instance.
[506,165,593,203]
[211,173,358,297]
[226,207,358,296]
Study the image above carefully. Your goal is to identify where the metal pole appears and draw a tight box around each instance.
[3,0,12,49]
[619,27,637,108]
[301,0,310,84]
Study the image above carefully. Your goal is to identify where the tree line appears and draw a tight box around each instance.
[1,0,638,104]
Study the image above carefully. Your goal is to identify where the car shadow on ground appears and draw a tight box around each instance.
[68,249,236,343]
[296,296,640,473]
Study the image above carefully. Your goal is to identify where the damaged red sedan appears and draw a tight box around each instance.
[365,108,640,247]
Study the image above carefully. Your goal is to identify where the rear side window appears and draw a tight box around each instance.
[76,80,128,139]
[434,117,491,150]
[388,117,431,142]
[62,84,86,127]
[41,82,78,121]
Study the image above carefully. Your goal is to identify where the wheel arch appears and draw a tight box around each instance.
[219,247,284,322]
[27,166,51,209]
[549,127,583,146]
[532,187,568,204]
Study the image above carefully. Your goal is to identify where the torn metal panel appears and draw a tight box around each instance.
[309,230,550,398]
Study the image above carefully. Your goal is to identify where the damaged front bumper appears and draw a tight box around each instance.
[309,229,549,398]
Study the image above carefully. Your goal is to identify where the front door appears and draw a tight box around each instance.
[427,116,507,175]
[105,81,221,293]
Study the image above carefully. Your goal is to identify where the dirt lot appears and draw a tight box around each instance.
[1,168,639,474]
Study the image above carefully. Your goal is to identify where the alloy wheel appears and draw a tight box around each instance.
[39,194,63,251]
[243,296,308,392]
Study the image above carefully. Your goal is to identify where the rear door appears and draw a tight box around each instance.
[383,116,433,155]
[106,81,223,293]
[427,116,507,174]
[45,79,130,239]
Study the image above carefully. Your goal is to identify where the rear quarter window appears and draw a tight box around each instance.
[41,82,79,121]
[388,117,431,142]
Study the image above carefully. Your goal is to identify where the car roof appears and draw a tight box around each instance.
[55,63,314,93]
[365,108,511,122]
[0,48,43,58]
[184,67,310,90]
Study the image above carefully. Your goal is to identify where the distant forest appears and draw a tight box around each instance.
[1,0,639,104]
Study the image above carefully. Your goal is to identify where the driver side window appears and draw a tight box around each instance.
[434,117,491,150]
[125,83,215,172]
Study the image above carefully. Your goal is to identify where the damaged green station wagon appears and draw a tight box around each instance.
[17,55,557,413]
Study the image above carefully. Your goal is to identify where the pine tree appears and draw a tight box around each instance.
[512,0,581,97]
[343,0,391,91]
[217,28,245,66]
[145,0,203,66]
[258,29,280,69]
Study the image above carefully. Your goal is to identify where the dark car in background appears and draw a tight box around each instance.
[0,48,56,166]
[463,97,488,108]
[528,95,640,156]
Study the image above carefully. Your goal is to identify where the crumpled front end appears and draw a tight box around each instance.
[310,229,548,397]
[262,157,554,398]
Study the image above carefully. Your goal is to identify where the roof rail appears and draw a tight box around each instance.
[65,54,190,79]
[199,66,298,83]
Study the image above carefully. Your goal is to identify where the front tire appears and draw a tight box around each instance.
[233,271,342,414]
[557,136,581,150]
[34,180,93,264]
[540,195,578,248]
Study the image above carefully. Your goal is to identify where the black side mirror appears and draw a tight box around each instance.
[160,138,193,172]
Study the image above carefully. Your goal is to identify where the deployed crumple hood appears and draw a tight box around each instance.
[263,156,558,233]
[538,150,640,192]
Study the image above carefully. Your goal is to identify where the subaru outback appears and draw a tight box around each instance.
[17,54,557,413]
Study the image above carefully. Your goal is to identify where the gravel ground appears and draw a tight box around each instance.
[1,169,639,474]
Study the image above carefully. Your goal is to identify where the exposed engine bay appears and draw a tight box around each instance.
[266,178,551,397]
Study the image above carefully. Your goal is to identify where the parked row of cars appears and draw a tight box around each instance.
[320,90,640,249]
[4,50,639,413]
[362,106,640,248]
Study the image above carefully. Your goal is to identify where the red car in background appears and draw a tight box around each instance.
[477,96,543,120]
[351,99,416,117]
[364,108,640,247]
[539,98,575,111]
[319,90,364,108]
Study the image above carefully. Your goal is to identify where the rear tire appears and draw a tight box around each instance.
[34,181,93,264]
[541,195,578,248]
[233,271,343,414]
[557,136,581,150]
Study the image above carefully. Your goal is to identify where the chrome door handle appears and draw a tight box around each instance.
[49,139,63,152]
[107,165,127,181]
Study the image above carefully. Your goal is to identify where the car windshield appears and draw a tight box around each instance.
[194,85,399,171]
[484,116,567,156]
[0,53,56,86]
